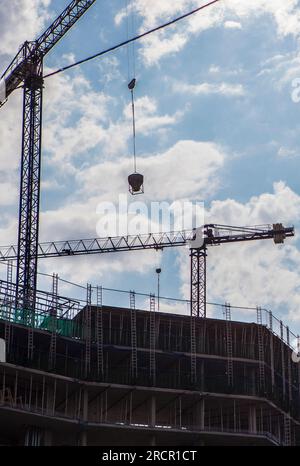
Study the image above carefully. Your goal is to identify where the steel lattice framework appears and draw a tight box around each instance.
[17,57,44,309]
[191,248,207,318]
[0,1,97,308]
[0,224,294,317]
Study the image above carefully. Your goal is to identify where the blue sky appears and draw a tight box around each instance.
[1,0,300,332]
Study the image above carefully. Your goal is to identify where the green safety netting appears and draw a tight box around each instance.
[39,316,82,338]
[0,305,35,325]
[0,304,82,339]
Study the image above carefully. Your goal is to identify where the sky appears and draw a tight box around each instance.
[1,0,300,332]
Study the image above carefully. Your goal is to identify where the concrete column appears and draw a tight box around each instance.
[249,405,257,434]
[79,387,89,446]
[24,427,43,446]
[46,384,55,415]
[194,398,205,429]
[196,398,205,430]
[82,388,89,421]
[200,361,204,391]
[44,430,53,446]
[150,395,156,428]
[150,435,156,446]
[251,367,256,395]
[79,431,88,446]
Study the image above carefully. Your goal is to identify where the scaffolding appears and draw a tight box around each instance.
[190,315,197,384]
[0,278,299,445]
[225,303,233,387]
[257,307,265,392]
[130,291,137,380]
[49,273,58,369]
[149,294,156,385]
[4,262,13,357]
[85,284,92,377]
[96,285,103,379]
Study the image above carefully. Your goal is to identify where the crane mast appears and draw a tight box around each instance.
[0,0,97,310]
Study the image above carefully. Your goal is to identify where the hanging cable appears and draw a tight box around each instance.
[125,0,136,80]
[130,1,136,79]
[126,2,143,195]
[129,78,137,173]
[126,1,137,173]
[125,0,131,82]
[43,0,222,79]
[128,78,144,194]
[128,78,144,195]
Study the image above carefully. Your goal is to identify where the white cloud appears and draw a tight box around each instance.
[0,182,18,206]
[37,249,160,286]
[258,51,300,90]
[77,139,225,202]
[222,0,300,37]
[224,20,242,30]
[278,146,299,158]
[0,217,18,247]
[124,95,184,133]
[0,0,51,59]
[173,81,245,97]
[0,86,22,208]
[43,70,182,168]
[207,181,300,225]
[41,179,64,191]
[115,0,300,65]
[209,65,220,74]
[139,32,189,66]
[0,92,22,173]
[43,71,112,165]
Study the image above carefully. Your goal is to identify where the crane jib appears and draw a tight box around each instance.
[0,224,295,262]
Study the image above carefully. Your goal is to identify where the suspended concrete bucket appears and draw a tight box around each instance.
[128,172,144,195]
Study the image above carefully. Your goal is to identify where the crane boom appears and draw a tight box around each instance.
[0,224,294,261]
[0,223,294,319]
[0,0,97,103]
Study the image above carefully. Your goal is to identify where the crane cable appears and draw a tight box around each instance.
[126,0,138,173]
[43,0,222,79]
[129,79,137,172]
[125,0,136,81]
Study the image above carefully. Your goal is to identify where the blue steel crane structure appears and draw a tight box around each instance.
[0,1,97,310]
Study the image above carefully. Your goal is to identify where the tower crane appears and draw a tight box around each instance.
[0,1,97,310]
[0,223,294,317]
[0,1,294,319]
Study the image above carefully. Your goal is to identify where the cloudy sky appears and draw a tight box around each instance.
[1,0,300,331]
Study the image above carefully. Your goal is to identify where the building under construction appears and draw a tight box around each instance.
[0,278,299,447]
[0,0,299,449]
